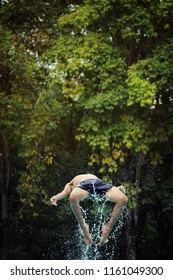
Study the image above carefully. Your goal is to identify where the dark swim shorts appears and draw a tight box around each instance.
[77,178,113,196]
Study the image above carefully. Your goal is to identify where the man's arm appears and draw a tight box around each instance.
[50,182,72,206]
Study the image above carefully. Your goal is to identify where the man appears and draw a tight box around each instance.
[50,173,128,246]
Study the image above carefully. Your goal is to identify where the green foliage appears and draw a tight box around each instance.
[116,3,157,39]
[0,25,14,52]
[126,63,156,107]
[18,90,66,157]
[123,182,141,209]
[49,31,126,101]
[8,201,73,259]
[1,0,173,260]
[138,212,160,259]
[0,3,70,216]
[157,177,173,213]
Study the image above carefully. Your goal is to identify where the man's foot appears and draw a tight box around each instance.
[83,224,93,246]
[99,225,110,246]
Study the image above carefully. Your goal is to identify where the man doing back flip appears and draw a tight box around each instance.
[50,173,128,246]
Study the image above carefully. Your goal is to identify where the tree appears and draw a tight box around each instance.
[48,0,173,259]
[0,0,69,259]
[1,0,173,259]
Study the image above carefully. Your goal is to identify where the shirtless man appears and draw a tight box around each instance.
[50,174,128,246]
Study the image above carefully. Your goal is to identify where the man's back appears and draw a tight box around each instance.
[72,174,98,188]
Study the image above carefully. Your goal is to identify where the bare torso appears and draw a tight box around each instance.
[71,174,98,189]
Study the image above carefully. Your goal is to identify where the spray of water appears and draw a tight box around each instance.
[66,192,127,260]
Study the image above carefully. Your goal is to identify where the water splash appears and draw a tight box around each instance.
[66,194,127,260]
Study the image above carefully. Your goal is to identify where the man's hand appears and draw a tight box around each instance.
[50,196,58,206]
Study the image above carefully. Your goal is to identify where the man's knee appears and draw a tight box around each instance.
[69,191,80,203]
[119,195,128,206]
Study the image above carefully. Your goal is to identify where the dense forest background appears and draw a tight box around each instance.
[1,0,173,260]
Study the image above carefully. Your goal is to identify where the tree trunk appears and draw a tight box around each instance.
[0,134,10,259]
[125,153,143,259]
[125,208,136,259]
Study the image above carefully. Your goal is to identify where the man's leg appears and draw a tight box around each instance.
[69,188,92,245]
[99,186,128,246]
